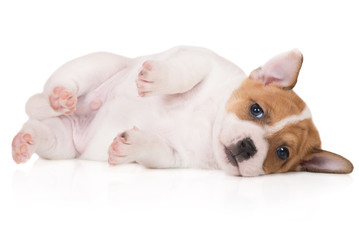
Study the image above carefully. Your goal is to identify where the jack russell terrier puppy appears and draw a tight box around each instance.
[12,46,354,176]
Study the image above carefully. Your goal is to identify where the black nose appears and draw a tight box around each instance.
[227,138,257,162]
[237,138,257,160]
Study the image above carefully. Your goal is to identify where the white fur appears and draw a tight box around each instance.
[265,106,312,136]
[19,46,306,176]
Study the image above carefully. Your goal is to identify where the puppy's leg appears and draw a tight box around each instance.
[108,127,180,168]
[136,46,220,97]
[12,118,77,163]
[26,52,129,120]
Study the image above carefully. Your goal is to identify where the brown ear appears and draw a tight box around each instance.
[301,149,354,174]
[250,49,303,90]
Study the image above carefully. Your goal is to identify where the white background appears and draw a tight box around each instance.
[1,0,358,239]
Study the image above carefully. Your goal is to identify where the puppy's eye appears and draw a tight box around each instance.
[276,146,290,160]
[250,103,264,119]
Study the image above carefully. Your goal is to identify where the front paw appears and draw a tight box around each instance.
[136,60,170,97]
[108,127,141,166]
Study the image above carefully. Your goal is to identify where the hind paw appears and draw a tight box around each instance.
[12,132,35,164]
[49,86,77,114]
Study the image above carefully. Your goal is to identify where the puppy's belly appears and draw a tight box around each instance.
[77,94,218,168]
[77,96,161,160]
[65,68,139,156]
[63,64,220,165]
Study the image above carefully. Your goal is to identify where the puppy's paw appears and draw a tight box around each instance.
[136,60,170,97]
[12,132,35,164]
[108,127,142,166]
[49,86,77,114]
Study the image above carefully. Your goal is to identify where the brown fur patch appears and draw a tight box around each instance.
[263,119,321,174]
[226,78,306,126]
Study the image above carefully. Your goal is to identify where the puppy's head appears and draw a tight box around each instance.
[218,49,353,176]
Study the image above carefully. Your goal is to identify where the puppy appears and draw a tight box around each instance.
[12,46,353,176]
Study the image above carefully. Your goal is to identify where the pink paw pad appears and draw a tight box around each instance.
[12,132,34,164]
[49,86,77,114]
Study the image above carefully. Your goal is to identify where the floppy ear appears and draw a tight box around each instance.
[300,149,354,174]
[250,49,303,90]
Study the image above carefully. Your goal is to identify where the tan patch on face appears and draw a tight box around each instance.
[225,77,320,175]
[263,119,321,174]
[226,78,306,126]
